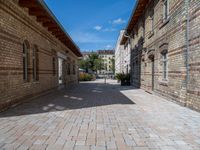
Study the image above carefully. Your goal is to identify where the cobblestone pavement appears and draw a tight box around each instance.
[0,79,200,150]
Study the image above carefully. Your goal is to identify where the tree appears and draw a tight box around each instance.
[79,53,104,74]
[79,59,90,73]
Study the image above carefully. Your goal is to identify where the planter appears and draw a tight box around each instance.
[121,80,130,86]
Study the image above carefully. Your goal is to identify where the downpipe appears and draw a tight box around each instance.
[184,0,190,106]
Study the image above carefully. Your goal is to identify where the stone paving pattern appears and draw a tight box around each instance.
[0,79,200,150]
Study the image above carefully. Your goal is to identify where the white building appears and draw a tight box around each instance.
[115,30,131,74]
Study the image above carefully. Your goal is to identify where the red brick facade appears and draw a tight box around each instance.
[0,0,82,111]
[121,0,200,111]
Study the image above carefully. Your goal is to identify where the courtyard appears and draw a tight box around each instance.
[0,79,200,150]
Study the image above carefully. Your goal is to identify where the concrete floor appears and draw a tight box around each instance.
[0,79,200,150]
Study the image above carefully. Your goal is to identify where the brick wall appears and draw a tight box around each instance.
[0,0,79,111]
[129,0,200,111]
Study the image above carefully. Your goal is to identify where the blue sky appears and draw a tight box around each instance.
[45,0,135,51]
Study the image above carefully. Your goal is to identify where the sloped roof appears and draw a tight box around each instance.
[19,0,82,57]
[121,0,150,45]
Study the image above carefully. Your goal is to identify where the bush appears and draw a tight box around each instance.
[115,73,130,81]
[115,73,131,86]
[79,73,94,81]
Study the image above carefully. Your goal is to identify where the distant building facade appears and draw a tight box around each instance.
[98,50,115,77]
[0,0,82,111]
[120,0,200,111]
[115,30,131,75]
[115,30,124,74]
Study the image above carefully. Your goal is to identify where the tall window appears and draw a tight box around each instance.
[67,63,71,75]
[73,64,76,75]
[150,10,154,32]
[23,41,29,81]
[52,57,56,76]
[163,0,169,20]
[33,46,39,81]
[143,19,146,38]
[162,52,168,80]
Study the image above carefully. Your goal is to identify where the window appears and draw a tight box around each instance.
[73,61,76,75]
[163,0,169,20]
[33,46,39,81]
[52,57,56,76]
[143,19,146,38]
[150,10,154,32]
[162,53,168,80]
[67,63,71,75]
[23,41,29,81]
[73,65,76,75]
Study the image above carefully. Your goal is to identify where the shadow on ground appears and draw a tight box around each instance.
[0,82,136,117]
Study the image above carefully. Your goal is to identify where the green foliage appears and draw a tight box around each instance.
[79,73,94,81]
[115,73,130,81]
[79,53,104,73]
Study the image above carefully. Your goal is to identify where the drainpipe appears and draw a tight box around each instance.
[185,0,190,105]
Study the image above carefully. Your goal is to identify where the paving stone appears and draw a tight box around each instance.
[0,79,200,150]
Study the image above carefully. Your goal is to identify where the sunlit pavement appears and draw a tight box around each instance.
[0,79,200,150]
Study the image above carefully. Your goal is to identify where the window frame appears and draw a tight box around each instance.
[163,0,169,20]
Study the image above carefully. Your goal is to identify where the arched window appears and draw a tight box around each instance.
[33,46,39,81]
[23,41,29,81]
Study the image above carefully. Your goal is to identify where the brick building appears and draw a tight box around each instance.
[121,0,200,111]
[0,0,82,111]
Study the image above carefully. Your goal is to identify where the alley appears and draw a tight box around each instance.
[0,79,200,150]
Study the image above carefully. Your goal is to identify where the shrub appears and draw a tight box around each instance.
[79,73,94,81]
[115,73,130,81]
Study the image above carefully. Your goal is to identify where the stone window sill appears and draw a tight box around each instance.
[159,79,168,86]
[159,18,170,29]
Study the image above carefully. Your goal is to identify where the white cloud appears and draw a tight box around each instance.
[111,18,126,25]
[94,25,102,31]
[105,45,113,49]
[103,28,116,32]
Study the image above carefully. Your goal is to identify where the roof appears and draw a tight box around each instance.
[18,0,82,57]
[120,0,150,45]
[97,50,114,55]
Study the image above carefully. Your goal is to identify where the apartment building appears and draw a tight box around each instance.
[98,50,115,76]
